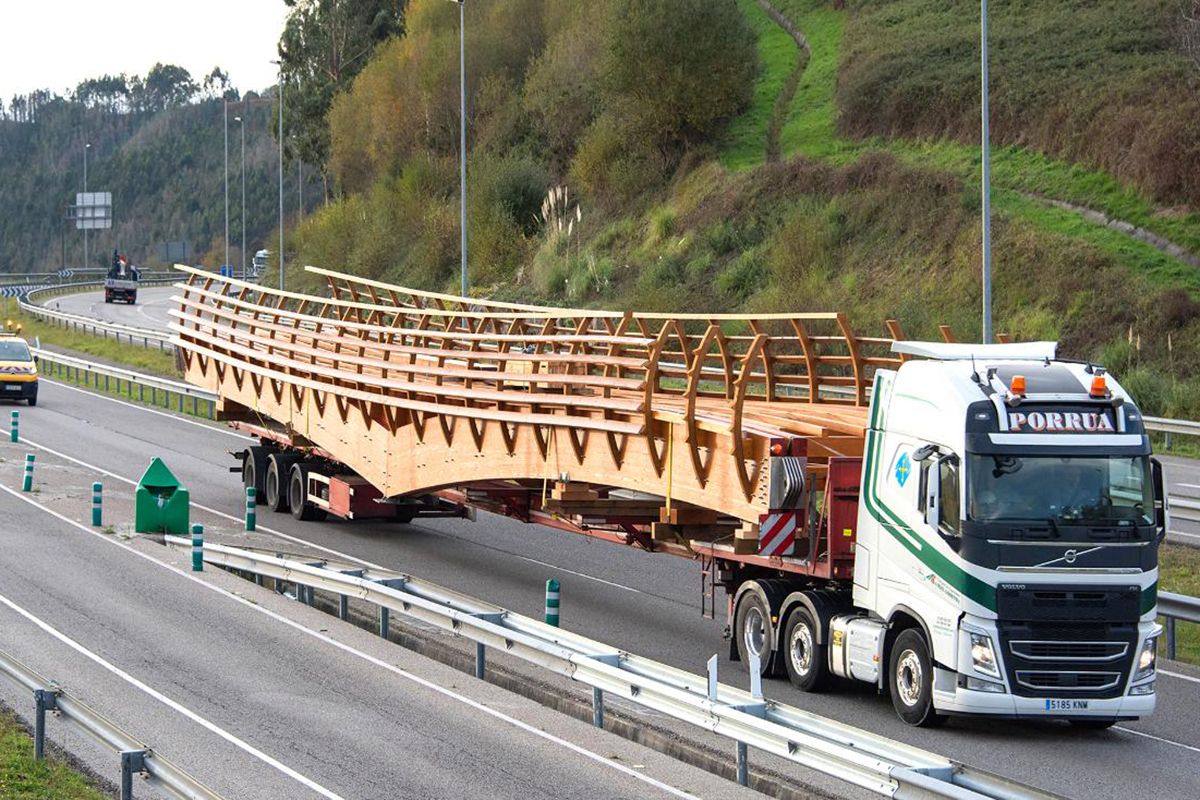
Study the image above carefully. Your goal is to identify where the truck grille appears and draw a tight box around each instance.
[1015,671,1121,692]
[996,584,1140,699]
[1009,640,1127,662]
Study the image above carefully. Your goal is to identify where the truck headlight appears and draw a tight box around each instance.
[1134,635,1157,682]
[969,632,999,678]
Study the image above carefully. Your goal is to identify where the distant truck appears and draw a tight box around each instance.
[105,250,139,304]
[251,250,270,278]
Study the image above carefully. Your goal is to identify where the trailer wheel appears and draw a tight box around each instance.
[734,593,775,677]
[782,607,831,692]
[288,463,327,522]
[265,452,299,513]
[242,446,270,496]
[888,629,946,727]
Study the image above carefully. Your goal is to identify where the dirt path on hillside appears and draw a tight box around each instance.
[758,0,810,163]
[1023,193,1200,270]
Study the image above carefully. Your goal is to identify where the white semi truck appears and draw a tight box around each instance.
[747,340,1165,727]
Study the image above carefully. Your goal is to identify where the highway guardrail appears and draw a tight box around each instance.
[18,279,177,351]
[170,538,1059,800]
[34,348,217,419]
[0,646,222,800]
[1159,591,1200,661]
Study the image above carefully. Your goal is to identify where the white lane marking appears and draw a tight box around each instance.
[1168,530,1200,543]
[0,589,344,798]
[41,377,249,440]
[414,526,646,595]
[1114,726,1200,755]
[1160,668,1200,685]
[18,436,387,571]
[0,485,701,799]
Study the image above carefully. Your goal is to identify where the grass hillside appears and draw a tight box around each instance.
[289,0,1200,419]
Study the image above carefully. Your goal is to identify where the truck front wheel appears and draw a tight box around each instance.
[782,607,830,692]
[734,593,775,677]
[889,629,946,727]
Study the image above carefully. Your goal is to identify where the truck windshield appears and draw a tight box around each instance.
[0,340,31,361]
[967,454,1153,527]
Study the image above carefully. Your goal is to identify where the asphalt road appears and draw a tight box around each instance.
[47,285,178,331]
[0,451,747,799]
[6,378,1199,799]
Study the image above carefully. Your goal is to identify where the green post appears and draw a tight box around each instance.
[91,482,102,527]
[21,454,34,492]
[545,578,560,627]
[9,410,17,442]
[245,487,256,531]
[191,524,203,572]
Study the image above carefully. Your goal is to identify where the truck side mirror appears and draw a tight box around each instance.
[1151,457,1168,543]
[924,464,941,529]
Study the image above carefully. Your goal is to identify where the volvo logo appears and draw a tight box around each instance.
[1063,549,1078,564]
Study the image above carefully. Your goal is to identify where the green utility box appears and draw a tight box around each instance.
[134,458,190,534]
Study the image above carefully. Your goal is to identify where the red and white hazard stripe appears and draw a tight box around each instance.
[758,512,797,557]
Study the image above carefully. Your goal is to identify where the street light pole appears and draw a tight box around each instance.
[458,0,468,297]
[981,0,993,344]
[83,142,91,269]
[273,61,285,292]
[236,113,245,275]
[224,99,230,271]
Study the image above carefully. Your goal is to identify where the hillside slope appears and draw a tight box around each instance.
[287,0,1200,418]
[0,96,316,273]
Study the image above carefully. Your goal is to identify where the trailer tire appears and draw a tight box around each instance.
[734,592,775,677]
[288,464,327,522]
[265,452,299,513]
[889,629,946,727]
[782,607,831,692]
[242,446,270,496]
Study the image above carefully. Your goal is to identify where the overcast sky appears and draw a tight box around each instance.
[0,1,290,102]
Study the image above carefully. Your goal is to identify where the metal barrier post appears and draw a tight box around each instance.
[379,606,390,639]
[545,578,560,627]
[1166,617,1176,661]
[22,453,34,492]
[245,487,257,531]
[9,410,17,442]
[592,687,604,728]
[736,741,749,787]
[120,750,146,800]
[92,482,102,526]
[33,688,57,760]
[476,642,486,679]
[338,594,348,620]
[191,524,203,572]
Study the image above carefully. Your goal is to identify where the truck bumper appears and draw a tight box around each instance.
[934,672,1155,720]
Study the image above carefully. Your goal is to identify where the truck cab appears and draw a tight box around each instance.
[854,341,1164,726]
[0,331,39,405]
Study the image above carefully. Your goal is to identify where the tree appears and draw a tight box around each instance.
[603,0,757,149]
[202,67,236,101]
[140,64,198,111]
[277,0,407,177]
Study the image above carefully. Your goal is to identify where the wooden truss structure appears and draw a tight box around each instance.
[171,265,914,534]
